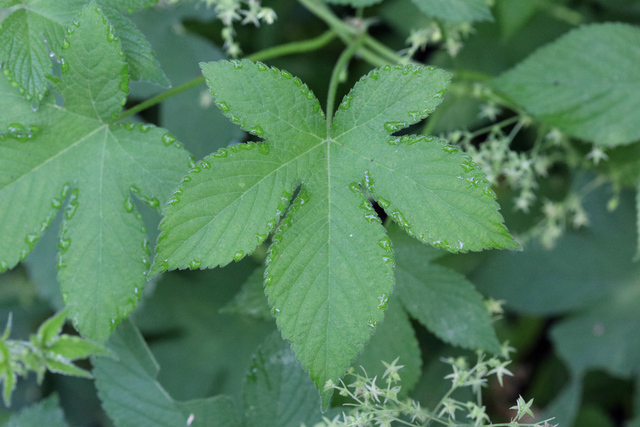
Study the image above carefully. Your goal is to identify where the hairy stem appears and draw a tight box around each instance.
[326,36,364,135]
[113,31,337,122]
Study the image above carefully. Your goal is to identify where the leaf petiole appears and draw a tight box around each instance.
[325,35,364,134]
[114,30,338,122]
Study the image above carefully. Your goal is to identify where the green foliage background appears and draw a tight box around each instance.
[1,0,640,426]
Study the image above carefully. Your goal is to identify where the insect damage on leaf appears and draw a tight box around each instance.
[152,59,519,400]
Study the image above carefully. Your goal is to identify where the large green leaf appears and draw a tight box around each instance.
[93,320,241,427]
[472,183,640,315]
[475,186,640,427]
[154,60,517,397]
[352,296,422,394]
[0,5,190,342]
[3,394,68,427]
[0,0,167,107]
[390,225,500,353]
[493,23,640,147]
[132,264,276,402]
[411,0,493,22]
[243,332,327,427]
[550,284,640,378]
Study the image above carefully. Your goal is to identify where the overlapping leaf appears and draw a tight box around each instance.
[129,2,243,161]
[0,5,190,342]
[0,0,167,108]
[153,59,518,397]
[93,320,241,427]
[243,332,330,427]
[3,394,69,427]
[223,223,500,394]
[474,185,640,426]
[493,23,640,147]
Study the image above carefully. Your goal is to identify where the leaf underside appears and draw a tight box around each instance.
[0,5,189,342]
[154,59,518,398]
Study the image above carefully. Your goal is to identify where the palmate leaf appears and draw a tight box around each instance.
[0,5,190,341]
[0,0,167,108]
[153,59,518,398]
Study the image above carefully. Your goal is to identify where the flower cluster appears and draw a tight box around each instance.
[444,87,605,249]
[163,0,276,56]
[314,348,556,427]
[404,21,475,58]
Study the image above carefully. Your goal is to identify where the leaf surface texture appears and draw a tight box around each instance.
[154,59,517,394]
[0,5,189,341]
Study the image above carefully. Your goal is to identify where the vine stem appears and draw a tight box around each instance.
[112,30,337,122]
[325,35,364,135]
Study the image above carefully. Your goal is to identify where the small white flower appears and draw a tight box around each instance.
[586,145,608,164]
[257,7,277,25]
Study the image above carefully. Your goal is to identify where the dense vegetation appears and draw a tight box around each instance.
[1,0,639,425]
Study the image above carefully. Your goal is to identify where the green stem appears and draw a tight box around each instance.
[247,30,336,62]
[114,76,205,122]
[453,69,494,83]
[363,35,413,65]
[299,0,409,68]
[113,30,337,122]
[299,0,356,39]
[326,36,364,135]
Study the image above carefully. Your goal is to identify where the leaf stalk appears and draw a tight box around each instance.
[325,35,364,135]
[114,30,337,122]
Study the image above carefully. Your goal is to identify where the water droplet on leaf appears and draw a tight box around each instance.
[377,294,389,310]
[250,125,265,137]
[213,148,228,158]
[216,101,230,112]
[378,236,392,252]
[363,170,375,192]
[377,197,390,209]
[259,143,270,155]
[124,196,134,213]
[162,133,176,146]
[384,121,406,133]
[107,26,118,42]
[442,145,458,154]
